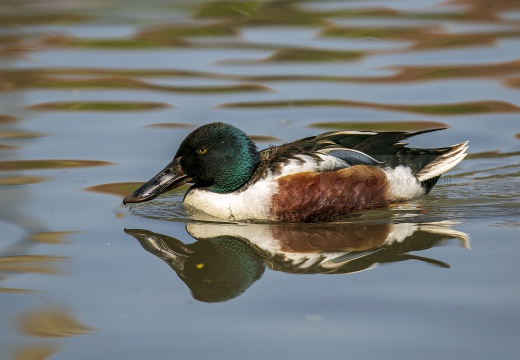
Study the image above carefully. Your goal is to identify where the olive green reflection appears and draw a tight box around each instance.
[308,121,447,132]
[27,101,171,111]
[18,306,93,338]
[0,69,270,93]
[85,182,190,198]
[9,345,61,360]
[219,99,520,115]
[0,159,111,171]
[321,25,520,50]
[1,60,518,95]
[0,115,18,123]
[125,221,469,303]
[2,0,520,59]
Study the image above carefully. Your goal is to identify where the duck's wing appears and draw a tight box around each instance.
[346,129,469,179]
[250,128,467,189]
[259,133,381,170]
[249,137,367,181]
[257,128,445,172]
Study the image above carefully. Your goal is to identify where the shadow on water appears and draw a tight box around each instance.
[125,220,469,303]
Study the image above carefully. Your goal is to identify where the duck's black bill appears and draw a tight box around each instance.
[123,158,191,204]
[124,228,193,257]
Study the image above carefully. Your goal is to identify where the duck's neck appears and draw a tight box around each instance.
[207,143,260,194]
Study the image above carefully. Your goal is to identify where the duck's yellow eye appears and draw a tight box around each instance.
[197,147,207,155]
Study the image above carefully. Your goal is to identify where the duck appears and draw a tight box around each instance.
[123,122,468,222]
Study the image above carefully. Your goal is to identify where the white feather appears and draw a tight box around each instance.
[384,165,425,201]
[279,154,348,174]
[383,223,417,244]
[183,176,277,221]
[324,130,377,136]
[416,141,469,182]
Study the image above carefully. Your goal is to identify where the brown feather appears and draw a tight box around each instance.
[270,165,390,222]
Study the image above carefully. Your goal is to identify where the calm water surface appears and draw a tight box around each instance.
[1,0,520,359]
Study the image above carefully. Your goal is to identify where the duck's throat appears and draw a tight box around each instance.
[208,158,259,193]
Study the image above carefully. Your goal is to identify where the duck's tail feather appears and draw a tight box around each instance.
[415,141,469,183]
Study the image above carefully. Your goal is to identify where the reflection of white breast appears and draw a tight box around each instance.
[186,222,346,272]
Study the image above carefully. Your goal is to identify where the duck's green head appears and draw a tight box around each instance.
[123,122,260,204]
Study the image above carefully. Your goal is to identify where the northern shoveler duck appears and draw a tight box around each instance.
[123,122,468,222]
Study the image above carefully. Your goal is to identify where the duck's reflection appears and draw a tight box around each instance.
[125,221,469,303]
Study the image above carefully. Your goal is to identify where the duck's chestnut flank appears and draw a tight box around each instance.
[124,122,468,222]
[270,166,390,222]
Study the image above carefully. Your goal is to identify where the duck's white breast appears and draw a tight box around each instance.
[183,178,277,221]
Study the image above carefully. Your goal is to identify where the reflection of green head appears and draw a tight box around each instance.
[182,236,265,303]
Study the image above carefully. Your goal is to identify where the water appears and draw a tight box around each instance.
[1,0,520,359]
